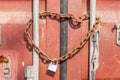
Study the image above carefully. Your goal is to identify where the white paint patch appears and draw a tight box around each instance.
[96,10,120,22]
[0,12,31,24]
[22,62,25,67]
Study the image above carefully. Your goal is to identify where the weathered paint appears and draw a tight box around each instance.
[0,0,120,80]
[0,50,18,80]
[0,1,33,80]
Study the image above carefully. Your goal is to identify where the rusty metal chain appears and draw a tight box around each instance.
[24,12,100,63]
[0,55,9,63]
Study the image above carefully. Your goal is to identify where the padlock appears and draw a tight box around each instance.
[48,62,58,72]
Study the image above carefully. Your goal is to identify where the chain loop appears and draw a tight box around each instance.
[25,12,100,63]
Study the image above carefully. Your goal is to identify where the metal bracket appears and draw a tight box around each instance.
[90,30,100,80]
[92,30,100,43]
[3,57,11,79]
[91,30,100,71]
[116,23,120,46]
[25,66,34,80]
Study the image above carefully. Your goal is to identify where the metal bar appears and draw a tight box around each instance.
[60,0,68,80]
[33,0,39,80]
[116,22,120,46]
[89,0,96,80]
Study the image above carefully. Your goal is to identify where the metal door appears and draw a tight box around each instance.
[0,0,120,80]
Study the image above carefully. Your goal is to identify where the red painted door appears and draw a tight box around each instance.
[0,0,120,80]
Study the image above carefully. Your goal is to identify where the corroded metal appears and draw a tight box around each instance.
[24,12,100,63]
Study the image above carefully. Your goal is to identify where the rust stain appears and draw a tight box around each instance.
[0,55,9,63]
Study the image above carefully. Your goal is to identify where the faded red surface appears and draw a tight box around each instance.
[0,51,18,80]
[0,0,120,80]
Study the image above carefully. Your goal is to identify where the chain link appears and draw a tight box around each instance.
[24,12,100,63]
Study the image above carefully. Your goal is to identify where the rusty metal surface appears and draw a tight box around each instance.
[0,0,120,80]
[0,1,32,80]
[0,51,18,80]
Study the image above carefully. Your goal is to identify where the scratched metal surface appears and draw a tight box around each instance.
[0,0,120,80]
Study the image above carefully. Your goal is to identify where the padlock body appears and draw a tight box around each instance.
[48,63,57,72]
